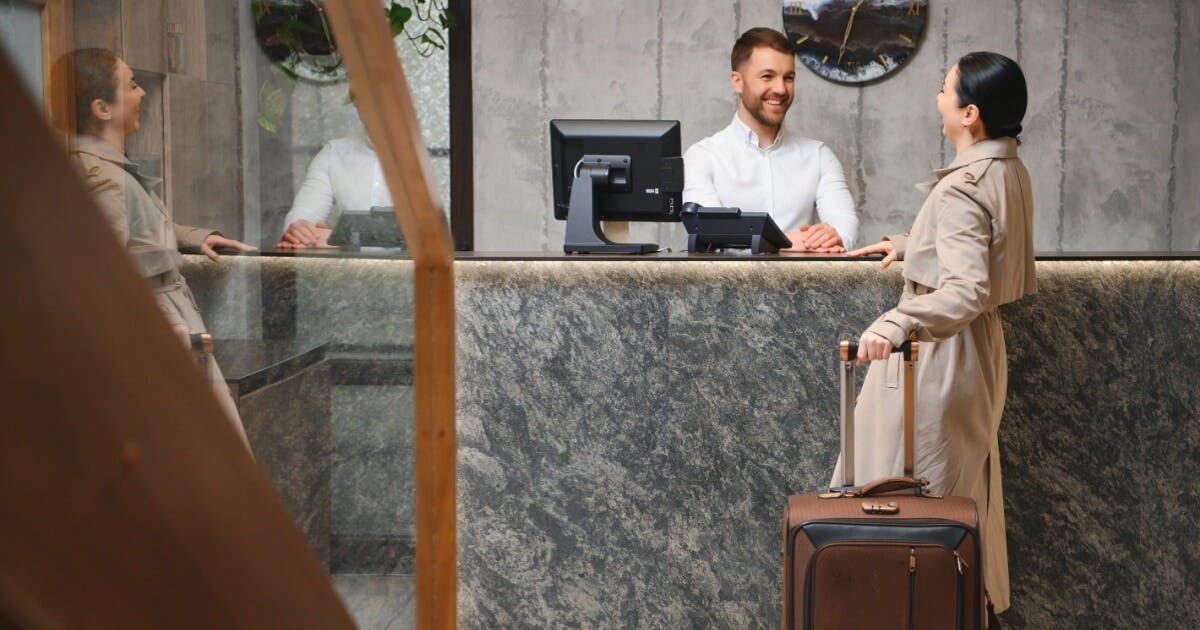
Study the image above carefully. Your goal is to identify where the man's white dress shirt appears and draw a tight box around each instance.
[281,136,393,235]
[683,116,859,249]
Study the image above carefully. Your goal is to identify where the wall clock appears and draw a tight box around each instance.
[783,0,928,85]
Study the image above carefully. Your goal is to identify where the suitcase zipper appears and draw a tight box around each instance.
[909,547,917,630]
[954,551,967,630]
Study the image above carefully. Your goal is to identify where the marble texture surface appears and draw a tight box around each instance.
[331,385,416,575]
[183,255,418,577]
[455,260,1200,629]
[237,360,332,568]
[332,574,415,630]
[181,255,1200,628]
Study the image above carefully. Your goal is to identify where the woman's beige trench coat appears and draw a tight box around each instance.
[830,137,1036,613]
[70,135,245,439]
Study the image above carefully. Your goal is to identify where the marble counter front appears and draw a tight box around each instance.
[183,255,1200,629]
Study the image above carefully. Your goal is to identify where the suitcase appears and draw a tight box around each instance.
[781,340,984,630]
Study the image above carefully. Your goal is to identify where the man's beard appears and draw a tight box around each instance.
[741,92,790,129]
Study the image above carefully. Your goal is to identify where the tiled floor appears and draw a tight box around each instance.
[332,574,415,630]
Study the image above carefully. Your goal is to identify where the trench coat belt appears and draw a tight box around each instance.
[147,269,184,292]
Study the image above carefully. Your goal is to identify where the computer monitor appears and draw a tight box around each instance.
[549,119,684,254]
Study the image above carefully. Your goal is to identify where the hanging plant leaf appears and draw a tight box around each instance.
[252,0,451,131]
[388,4,413,37]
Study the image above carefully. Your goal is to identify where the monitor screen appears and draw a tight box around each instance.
[549,119,683,222]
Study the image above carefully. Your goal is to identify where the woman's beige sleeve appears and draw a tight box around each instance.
[866,183,992,345]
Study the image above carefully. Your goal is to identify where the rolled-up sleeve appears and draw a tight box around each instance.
[281,144,337,235]
[814,144,859,250]
[867,184,992,345]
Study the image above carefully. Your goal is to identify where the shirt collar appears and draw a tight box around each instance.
[731,114,785,152]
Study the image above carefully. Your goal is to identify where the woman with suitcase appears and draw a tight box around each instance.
[842,52,1036,625]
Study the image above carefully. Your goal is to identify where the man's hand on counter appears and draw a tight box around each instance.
[847,240,897,268]
[201,234,258,262]
[277,220,332,249]
[782,223,846,253]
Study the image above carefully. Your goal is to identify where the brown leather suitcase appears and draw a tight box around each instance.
[782,340,984,630]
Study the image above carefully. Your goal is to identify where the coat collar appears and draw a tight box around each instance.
[917,137,1018,193]
[933,137,1017,178]
[70,134,136,168]
[70,134,166,193]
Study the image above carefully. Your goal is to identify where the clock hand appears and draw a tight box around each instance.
[837,0,867,66]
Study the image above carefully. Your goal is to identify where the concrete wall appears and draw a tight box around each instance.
[472,0,1200,253]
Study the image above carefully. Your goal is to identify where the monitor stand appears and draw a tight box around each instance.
[564,161,658,254]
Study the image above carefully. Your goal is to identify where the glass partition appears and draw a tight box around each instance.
[0,1,454,625]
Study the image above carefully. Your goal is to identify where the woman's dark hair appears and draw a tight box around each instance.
[954,51,1027,141]
[54,48,120,135]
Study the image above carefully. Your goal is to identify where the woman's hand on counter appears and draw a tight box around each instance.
[856,331,894,366]
[277,220,331,249]
[848,240,897,268]
[200,234,258,262]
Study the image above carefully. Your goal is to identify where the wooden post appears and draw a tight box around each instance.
[323,2,458,628]
[0,50,354,629]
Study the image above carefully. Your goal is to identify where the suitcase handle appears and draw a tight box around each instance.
[839,339,916,362]
[836,338,919,489]
[858,476,928,497]
[189,332,213,354]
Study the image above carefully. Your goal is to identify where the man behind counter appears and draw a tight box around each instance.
[683,28,859,253]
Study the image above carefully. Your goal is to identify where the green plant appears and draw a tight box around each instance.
[253,0,451,131]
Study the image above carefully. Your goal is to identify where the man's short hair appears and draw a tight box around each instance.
[731,27,795,71]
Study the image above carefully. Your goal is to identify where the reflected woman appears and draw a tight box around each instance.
[61,48,255,447]
[837,52,1036,625]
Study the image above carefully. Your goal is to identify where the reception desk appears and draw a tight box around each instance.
[183,251,1200,629]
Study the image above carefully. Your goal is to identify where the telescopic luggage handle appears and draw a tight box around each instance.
[839,339,916,362]
[836,339,919,490]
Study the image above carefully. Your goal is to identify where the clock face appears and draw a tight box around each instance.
[783,0,928,85]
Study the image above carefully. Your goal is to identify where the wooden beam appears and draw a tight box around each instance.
[323,2,458,629]
[0,50,354,629]
[25,0,73,138]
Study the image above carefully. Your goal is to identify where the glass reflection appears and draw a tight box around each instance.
[0,1,447,625]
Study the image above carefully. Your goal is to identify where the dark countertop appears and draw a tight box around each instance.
[211,340,414,393]
[213,339,327,396]
[210,245,1200,262]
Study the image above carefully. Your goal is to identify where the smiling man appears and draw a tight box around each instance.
[683,27,859,252]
